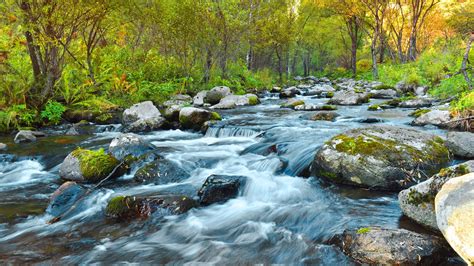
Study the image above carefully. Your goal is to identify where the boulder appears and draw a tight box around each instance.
[395,81,417,93]
[193,91,207,106]
[446,131,474,159]
[211,94,259,109]
[106,195,198,220]
[369,89,398,99]
[330,227,449,265]
[198,175,247,206]
[163,94,192,108]
[294,104,337,111]
[122,116,167,133]
[59,148,121,183]
[0,143,7,151]
[46,181,86,217]
[205,86,232,105]
[122,101,161,124]
[134,158,190,184]
[399,98,432,108]
[327,91,370,105]
[399,161,474,230]
[435,173,474,264]
[109,133,153,161]
[179,107,212,131]
[312,126,450,190]
[163,105,183,122]
[279,87,300,98]
[412,110,451,127]
[309,111,339,121]
[280,98,305,109]
[14,130,46,144]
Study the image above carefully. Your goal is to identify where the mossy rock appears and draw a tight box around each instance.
[313,126,450,191]
[281,99,305,109]
[59,148,121,183]
[247,95,259,106]
[310,111,339,121]
[368,104,381,111]
[211,112,222,121]
[409,109,431,118]
[373,84,395,90]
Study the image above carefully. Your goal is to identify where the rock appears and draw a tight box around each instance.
[294,104,337,111]
[0,143,7,151]
[122,116,167,133]
[271,86,282,93]
[211,94,259,109]
[309,111,339,121]
[399,161,474,230]
[395,81,417,93]
[163,105,183,122]
[281,98,305,109]
[59,148,121,183]
[179,107,212,131]
[312,126,450,190]
[198,175,247,206]
[409,108,431,117]
[415,86,429,96]
[436,173,474,264]
[163,94,192,108]
[279,87,300,98]
[134,158,190,184]
[330,227,450,265]
[205,86,232,105]
[46,181,86,217]
[106,195,198,220]
[412,110,451,127]
[358,117,384,123]
[399,98,432,108]
[446,131,474,159]
[122,101,161,124]
[304,84,335,97]
[327,91,370,105]
[65,126,80,136]
[109,133,153,161]
[193,91,207,106]
[369,89,398,99]
[13,130,46,144]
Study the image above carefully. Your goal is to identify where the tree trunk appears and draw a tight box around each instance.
[462,33,473,89]
[351,36,357,77]
[371,33,379,79]
[379,32,386,63]
[407,25,417,61]
[276,48,283,82]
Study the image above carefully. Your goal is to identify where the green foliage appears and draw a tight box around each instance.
[0,104,37,132]
[40,101,65,125]
[357,227,371,234]
[71,148,119,182]
[451,91,474,112]
[429,75,468,99]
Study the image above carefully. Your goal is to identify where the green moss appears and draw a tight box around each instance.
[357,227,371,234]
[406,188,434,206]
[354,89,365,93]
[211,112,222,121]
[409,109,430,117]
[320,105,337,111]
[248,95,259,105]
[438,164,469,178]
[383,99,401,107]
[71,148,119,182]
[332,135,390,156]
[318,169,339,180]
[95,113,113,123]
[368,104,380,111]
[326,91,334,98]
[374,84,395,90]
[106,196,142,218]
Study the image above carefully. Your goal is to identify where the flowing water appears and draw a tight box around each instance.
[0,94,449,264]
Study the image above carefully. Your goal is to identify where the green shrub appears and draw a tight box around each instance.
[429,75,468,99]
[41,101,65,125]
[356,59,371,72]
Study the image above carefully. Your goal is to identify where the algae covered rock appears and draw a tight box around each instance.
[312,126,450,190]
[330,227,450,265]
[399,161,474,230]
[435,173,474,264]
[59,148,121,183]
[198,175,247,206]
[106,195,198,220]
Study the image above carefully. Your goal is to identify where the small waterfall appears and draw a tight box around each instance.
[205,126,263,138]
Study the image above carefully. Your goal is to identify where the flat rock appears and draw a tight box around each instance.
[412,110,451,127]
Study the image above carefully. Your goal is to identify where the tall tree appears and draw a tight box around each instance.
[406,0,439,61]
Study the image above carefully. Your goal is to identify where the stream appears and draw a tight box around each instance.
[0,93,448,264]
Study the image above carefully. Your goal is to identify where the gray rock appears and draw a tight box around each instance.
[415,86,429,96]
[14,130,46,144]
[412,110,450,127]
[330,227,449,265]
[198,175,247,206]
[294,104,337,111]
[134,158,190,184]
[446,131,474,158]
[211,94,259,109]
[179,107,212,131]
[163,105,183,122]
[309,111,339,121]
[193,91,207,106]
[65,126,80,136]
[279,87,300,98]
[109,133,152,161]
[46,181,86,217]
[281,98,305,109]
[395,81,417,93]
[369,89,398,99]
[399,98,432,108]
[0,143,7,151]
[327,91,370,105]
[399,161,474,230]
[122,101,161,124]
[435,173,474,264]
[205,86,232,105]
[123,116,166,133]
[312,126,450,190]
[163,94,192,108]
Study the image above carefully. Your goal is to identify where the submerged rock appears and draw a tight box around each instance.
[312,126,450,190]
[399,161,474,230]
[14,130,46,144]
[412,110,451,127]
[205,86,232,105]
[327,91,370,105]
[106,195,198,220]
[330,227,449,265]
[435,173,474,264]
[446,131,474,159]
[134,158,190,184]
[46,181,86,217]
[59,148,121,183]
[109,133,153,161]
[198,175,247,206]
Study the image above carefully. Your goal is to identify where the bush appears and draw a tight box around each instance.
[356,59,371,72]
[0,104,37,132]
[429,75,468,99]
[41,101,66,125]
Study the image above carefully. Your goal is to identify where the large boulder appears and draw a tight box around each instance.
[205,86,232,105]
[106,195,198,220]
[399,161,474,230]
[327,91,370,105]
[193,91,207,106]
[122,101,161,124]
[399,98,432,108]
[179,107,213,131]
[280,98,305,109]
[330,227,450,265]
[312,126,450,190]
[435,173,474,264]
[279,87,300,98]
[134,158,190,184]
[412,110,451,127]
[198,175,247,206]
[109,133,153,161]
[14,130,46,144]
[211,94,259,109]
[446,131,474,159]
[46,181,86,217]
[163,94,192,108]
[123,116,166,133]
[59,148,121,183]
